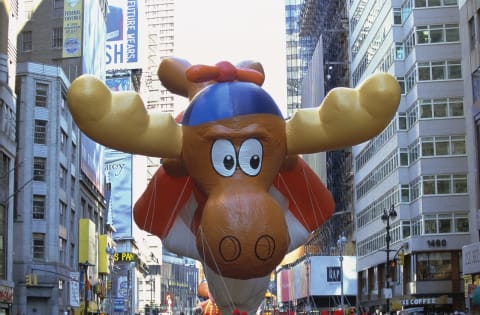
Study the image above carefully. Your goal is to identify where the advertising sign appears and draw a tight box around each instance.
[70,272,80,307]
[62,0,83,58]
[80,135,104,195]
[104,148,133,238]
[106,0,141,70]
[310,256,357,296]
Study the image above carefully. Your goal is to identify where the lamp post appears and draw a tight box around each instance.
[106,245,116,315]
[337,234,347,315]
[381,205,397,315]
[79,261,95,315]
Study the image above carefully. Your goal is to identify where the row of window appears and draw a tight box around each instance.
[356,150,398,199]
[21,28,63,52]
[357,141,466,200]
[357,139,464,197]
[356,97,464,173]
[351,11,392,86]
[357,212,469,256]
[360,251,460,294]
[32,232,74,266]
[357,172,468,228]
[353,20,460,86]
[351,0,384,59]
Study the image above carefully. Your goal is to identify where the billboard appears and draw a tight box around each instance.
[80,135,104,195]
[62,0,82,58]
[82,0,106,77]
[277,256,357,301]
[310,256,357,296]
[104,148,133,238]
[106,0,141,70]
[277,268,292,303]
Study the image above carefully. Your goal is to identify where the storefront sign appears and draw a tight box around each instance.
[0,286,13,304]
[114,252,137,262]
[463,242,480,274]
[401,296,449,306]
[327,267,341,282]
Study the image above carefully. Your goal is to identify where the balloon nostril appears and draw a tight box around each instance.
[219,235,242,262]
[255,235,276,261]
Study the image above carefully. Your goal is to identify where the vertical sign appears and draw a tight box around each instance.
[70,272,80,307]
[106,0,139,70]
[104,149,133,238]
[62,0,83,58]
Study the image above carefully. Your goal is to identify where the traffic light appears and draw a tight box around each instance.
[25,274,32,286]
[398,251,405,266]
[390,260,396,268]
[25,273,37,286]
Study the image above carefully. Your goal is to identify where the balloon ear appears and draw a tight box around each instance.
[157,57,210,100]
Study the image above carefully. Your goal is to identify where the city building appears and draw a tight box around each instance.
[459,0,480,313]
[0,0,17,313]
[276,0,356,313]
[350,0,468,313]
[12,0,109,313]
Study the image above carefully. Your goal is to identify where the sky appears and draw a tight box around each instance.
[173,0,288,115]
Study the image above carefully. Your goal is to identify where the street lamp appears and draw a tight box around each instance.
[381,205,397,315]
[106,245,116,315]
[337,234,347,315]
[79,261,95,315]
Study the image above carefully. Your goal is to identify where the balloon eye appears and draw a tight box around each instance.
[224,155,235,170]
[238,138,263,176]
[211,139,237,177]
[250,155,260,169]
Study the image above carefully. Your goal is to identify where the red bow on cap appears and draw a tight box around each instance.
[186,61,265,86]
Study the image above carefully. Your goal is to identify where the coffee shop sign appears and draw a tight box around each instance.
[401,298,437,306]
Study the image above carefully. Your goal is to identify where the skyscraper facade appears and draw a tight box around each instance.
[350,0,468,313]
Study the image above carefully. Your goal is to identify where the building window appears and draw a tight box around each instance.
[393,8,402,25]
[455,214,469,232]
[59,237,66,264]
[421,174,467,195]
[59,201,67,226]
[52,27,63,49]
[417,60,462,81]
[22,31,33,51]
[60,130,67,154]
[33,195,46,219]
[33,233,45,260]
[35,83,48,107]
[33,157,46,181]
[469,18,476,49]
[34,120,47,144]
[59,165,67,191]
[0,204,5,278]
[53,0,64,17]
[416,252,452,281]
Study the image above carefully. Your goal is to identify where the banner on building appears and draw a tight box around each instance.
[104,148,132,238]
[106,0,140,70]
[70,272,80,307]
[62,0,83,58]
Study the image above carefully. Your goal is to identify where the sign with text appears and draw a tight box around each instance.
[106,0,141,70]
[327,266,342,282]
[62,0,83,58]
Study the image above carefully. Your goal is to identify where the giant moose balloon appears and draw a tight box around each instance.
[67,57,401,315]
